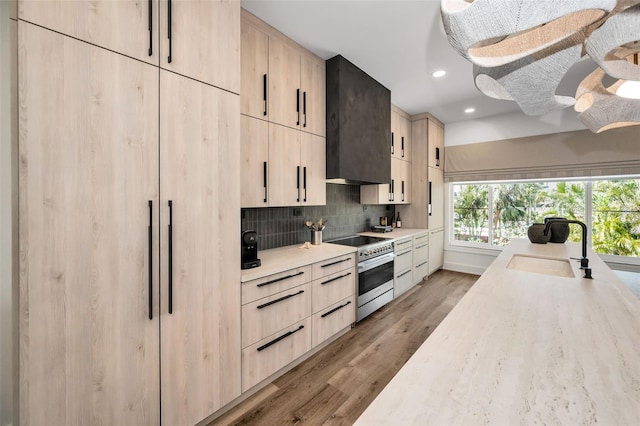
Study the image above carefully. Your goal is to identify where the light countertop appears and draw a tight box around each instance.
[241,243,356,282]
[358,228,428,240]
[355,238,640,425]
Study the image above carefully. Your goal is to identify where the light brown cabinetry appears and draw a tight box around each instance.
[392,106,411,161]
[19,0,241,93]
[241,22,269,119]
[428,116,445,169]
[18,0,160,65]
[159,71,241,425]
[361,104,411,205]
[19,5,241,423]
[240,252,355,392]
[19,23,160,425]
[241,10,326,208]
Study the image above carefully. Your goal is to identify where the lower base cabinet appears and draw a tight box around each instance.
[242,317,313,391]
[429,228,444,275]
[240,252,356,393]
[312,295,356,347]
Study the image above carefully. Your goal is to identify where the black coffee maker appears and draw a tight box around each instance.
[241,230,261,269]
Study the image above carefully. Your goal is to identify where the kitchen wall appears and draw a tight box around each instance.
[242,184,392,250]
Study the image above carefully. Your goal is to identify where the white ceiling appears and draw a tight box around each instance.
[240,0,599,124]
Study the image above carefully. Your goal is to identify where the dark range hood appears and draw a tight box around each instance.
[326,55,391,185]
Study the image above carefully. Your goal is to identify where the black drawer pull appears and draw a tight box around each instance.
[321,258,351,268]
[256,271,304,287]
[416,261,428,268]
[401,136,405,158]
[257,325,304,352]
[148,200,153,320]
[147,0,152,56]
[263,74,268,116]
[398,270,412,278]
[396,251,410,257]
[415,243,428,250]
[321,272,352,285]
[391,132,394,154]
[396,240,411,246]
[256,290,304,309]
[416,234,427,240]
[321,300,352,318]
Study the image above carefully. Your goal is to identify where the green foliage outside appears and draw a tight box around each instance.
[453,178,640,257]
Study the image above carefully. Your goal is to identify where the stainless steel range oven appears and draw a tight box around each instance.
[330,236,394,321]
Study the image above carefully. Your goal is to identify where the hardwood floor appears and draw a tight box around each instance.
[210,270,478,425]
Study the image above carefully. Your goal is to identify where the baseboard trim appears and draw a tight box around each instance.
[443,262,486,276]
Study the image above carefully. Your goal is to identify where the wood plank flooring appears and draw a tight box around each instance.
[210,270,478,426]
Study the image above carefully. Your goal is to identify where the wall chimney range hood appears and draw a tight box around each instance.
[326,55,391,185]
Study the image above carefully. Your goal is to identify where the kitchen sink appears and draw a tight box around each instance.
[506,254,575,278]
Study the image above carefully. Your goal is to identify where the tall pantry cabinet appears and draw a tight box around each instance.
[18,1,241,425]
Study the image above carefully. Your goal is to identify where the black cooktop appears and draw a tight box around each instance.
[330,235,387,247]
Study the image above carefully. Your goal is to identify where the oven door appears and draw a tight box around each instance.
[357,252,394,303]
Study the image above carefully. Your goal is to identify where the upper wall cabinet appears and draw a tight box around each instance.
[159,0,240,93]
[18,0,160,65]
[391,106,411,161]
[241,23,269,119]
[241,10,325,137]
[18,0,241,93]
[428,117,444,169]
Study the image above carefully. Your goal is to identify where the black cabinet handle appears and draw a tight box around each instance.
[167,0,172,63]
[296,166,300,202]
[148,200,153,320]
[257,290,304,310]
[428,181,433,216]
[401,181,405,202]
[263,161,268,203]
[296,88,300,126]
[303,166,307,202]
[321,257,351,268]
[148,0,153,56]
[257,325,304,352]
[257,271,304,287]
[321,272,351,285]
[168,200,173,314]
[401,136,405,158]
[435,147,440,167]
[391,179,395,202]
[391,132,394,155]
[415,243,428,250]
[398,270,412,278]
[416,260,428,268]
[397,251,410,258]
[388,183,392,202]
[303,91,307,127]
[263,74,268,116]
[321,300,352,318]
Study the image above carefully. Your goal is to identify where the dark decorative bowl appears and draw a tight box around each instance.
[544,217,570,243]
[528,223,551,244]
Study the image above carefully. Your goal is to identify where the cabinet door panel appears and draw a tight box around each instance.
[268,37,300,129]
[301,55,325,137]
[429,228,444,274]
[241,115,269,208]
[428,166,444,229]
[268,123,301,206]
[428,120,444,169]
[19,0,159,65]
[400,114,411,161]
[241,23,269,119]
[300,132,326,206]
[19,23,160,425]
[160,70,241,425]
[159,0,240,92]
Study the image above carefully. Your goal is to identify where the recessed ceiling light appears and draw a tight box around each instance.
[432,70,446,78]
[465,108,475,114]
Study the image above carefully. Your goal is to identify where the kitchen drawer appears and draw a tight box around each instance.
[394,247,413,273]
[394,237,412,251]
[312,295,355,347]
[413,240,429,264]
[311,267,356,313]
[412,232,428,246]
[414,259,429,285]
[242,283,311,348]
[394,268,413,298]
[311,253,356,280]
[242,265,312,305]
[242,317,312,392]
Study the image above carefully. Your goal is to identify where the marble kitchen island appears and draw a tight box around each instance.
[355,238,640,425]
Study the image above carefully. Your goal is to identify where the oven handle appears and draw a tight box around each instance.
[358,252,394,273]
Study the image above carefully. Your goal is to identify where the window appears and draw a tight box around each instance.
[451,178,639,258]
